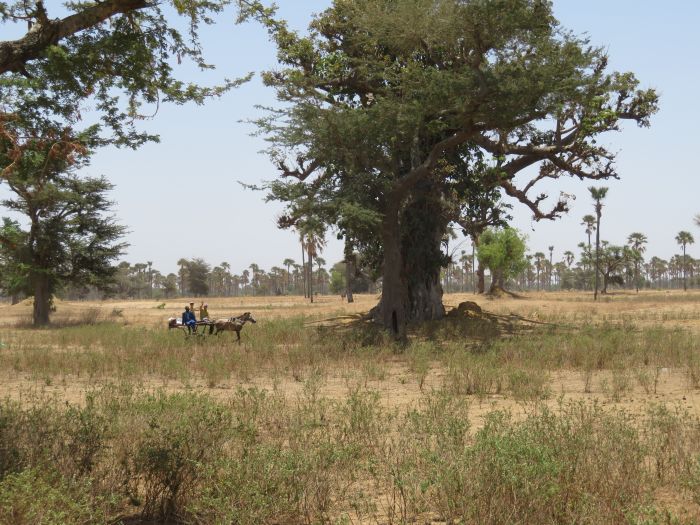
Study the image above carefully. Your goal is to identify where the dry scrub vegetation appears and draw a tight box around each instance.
[1,290,700,524]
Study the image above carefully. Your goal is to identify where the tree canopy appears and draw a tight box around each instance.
[477,227,528,293]
[0,0,262,322]
[252,0,658,337]
[0,0,253,148]
[0,121,126,324]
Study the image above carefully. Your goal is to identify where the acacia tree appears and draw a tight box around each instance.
[0,123,126,324]
[627,232,647,292]
[589,186,609,301]
[252,0,657,338]
[452,152,512,294]
[476,228,528,294]
[597,243,632,294]
[0,1,252,149]
[675,231,695,291]
[1,1,256,321]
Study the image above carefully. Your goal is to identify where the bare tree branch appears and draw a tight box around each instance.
[277,157,321,181]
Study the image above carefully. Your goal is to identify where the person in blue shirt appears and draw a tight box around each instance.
[182,305,197,334]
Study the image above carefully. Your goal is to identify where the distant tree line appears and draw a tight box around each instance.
[23,255,377,301]
[442,227,698,294]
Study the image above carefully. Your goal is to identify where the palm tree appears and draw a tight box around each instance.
[147,261,153,298]
[221,262,232,296]
[563,251,575,268]
[675,231,695,291]
[305,226,326,302]
[299,231,307,298]
[240,269,250,295]
[459,251,473,292]
[314,256,326,294]
[548,245,554,290]
[283,258,295,292]
[626,232,647,292]
[533,252,546,292]
[249,263,262,295]
[581,215,596,253]
[177,258,189,296]
[647,257,666,288]
[589,186,609,301]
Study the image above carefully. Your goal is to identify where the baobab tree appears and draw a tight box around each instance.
[251,0,657,338]
[675,231,695,291]
[589,187,609,301]
[627,232,648,292]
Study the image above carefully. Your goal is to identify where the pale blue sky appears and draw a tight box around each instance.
[7,1,700,275]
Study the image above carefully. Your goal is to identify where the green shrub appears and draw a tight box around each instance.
[0,468,111,525]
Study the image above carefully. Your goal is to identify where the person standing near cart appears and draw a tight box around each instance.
[200,301,214,334]
[199,301,210,321]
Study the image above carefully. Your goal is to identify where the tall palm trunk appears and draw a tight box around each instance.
[594,206,601,301]
[683,245,688,291]
[307,245,314,303]
[301,238,307,298]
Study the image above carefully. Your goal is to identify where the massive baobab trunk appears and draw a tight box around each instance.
[344,239,354,304]
[376,201,409,340]
[374,188,447,338]
[32,272,51,326]
[401,191,446,322]
[488,268,505,294]
[476,262,486,294]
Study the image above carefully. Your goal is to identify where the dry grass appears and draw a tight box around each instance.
[2,290,700,523]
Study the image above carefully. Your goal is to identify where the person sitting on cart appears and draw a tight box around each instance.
[182,305,197,334]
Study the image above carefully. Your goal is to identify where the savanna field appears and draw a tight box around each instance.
[1,291,700,524]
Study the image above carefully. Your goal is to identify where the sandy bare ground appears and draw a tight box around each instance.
[1,289,699,328]
[1,289,699,408]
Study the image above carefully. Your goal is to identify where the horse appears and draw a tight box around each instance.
[212,312,257,342]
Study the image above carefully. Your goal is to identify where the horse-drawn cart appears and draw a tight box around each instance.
[167,312,256,342]
[167,317,216,336]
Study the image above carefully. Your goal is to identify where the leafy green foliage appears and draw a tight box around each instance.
[252,0,658,329]
[1,0,249,147]
[477,227,528,289]
[0,120,126,324]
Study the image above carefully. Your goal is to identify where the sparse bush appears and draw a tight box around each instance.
[444,349,503,399]
[79,308,101,325]
[428,402,652,524]
[508,368,551,402]
[0,468,111,525]
[408,341,433,391]
[111,392,233,522]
